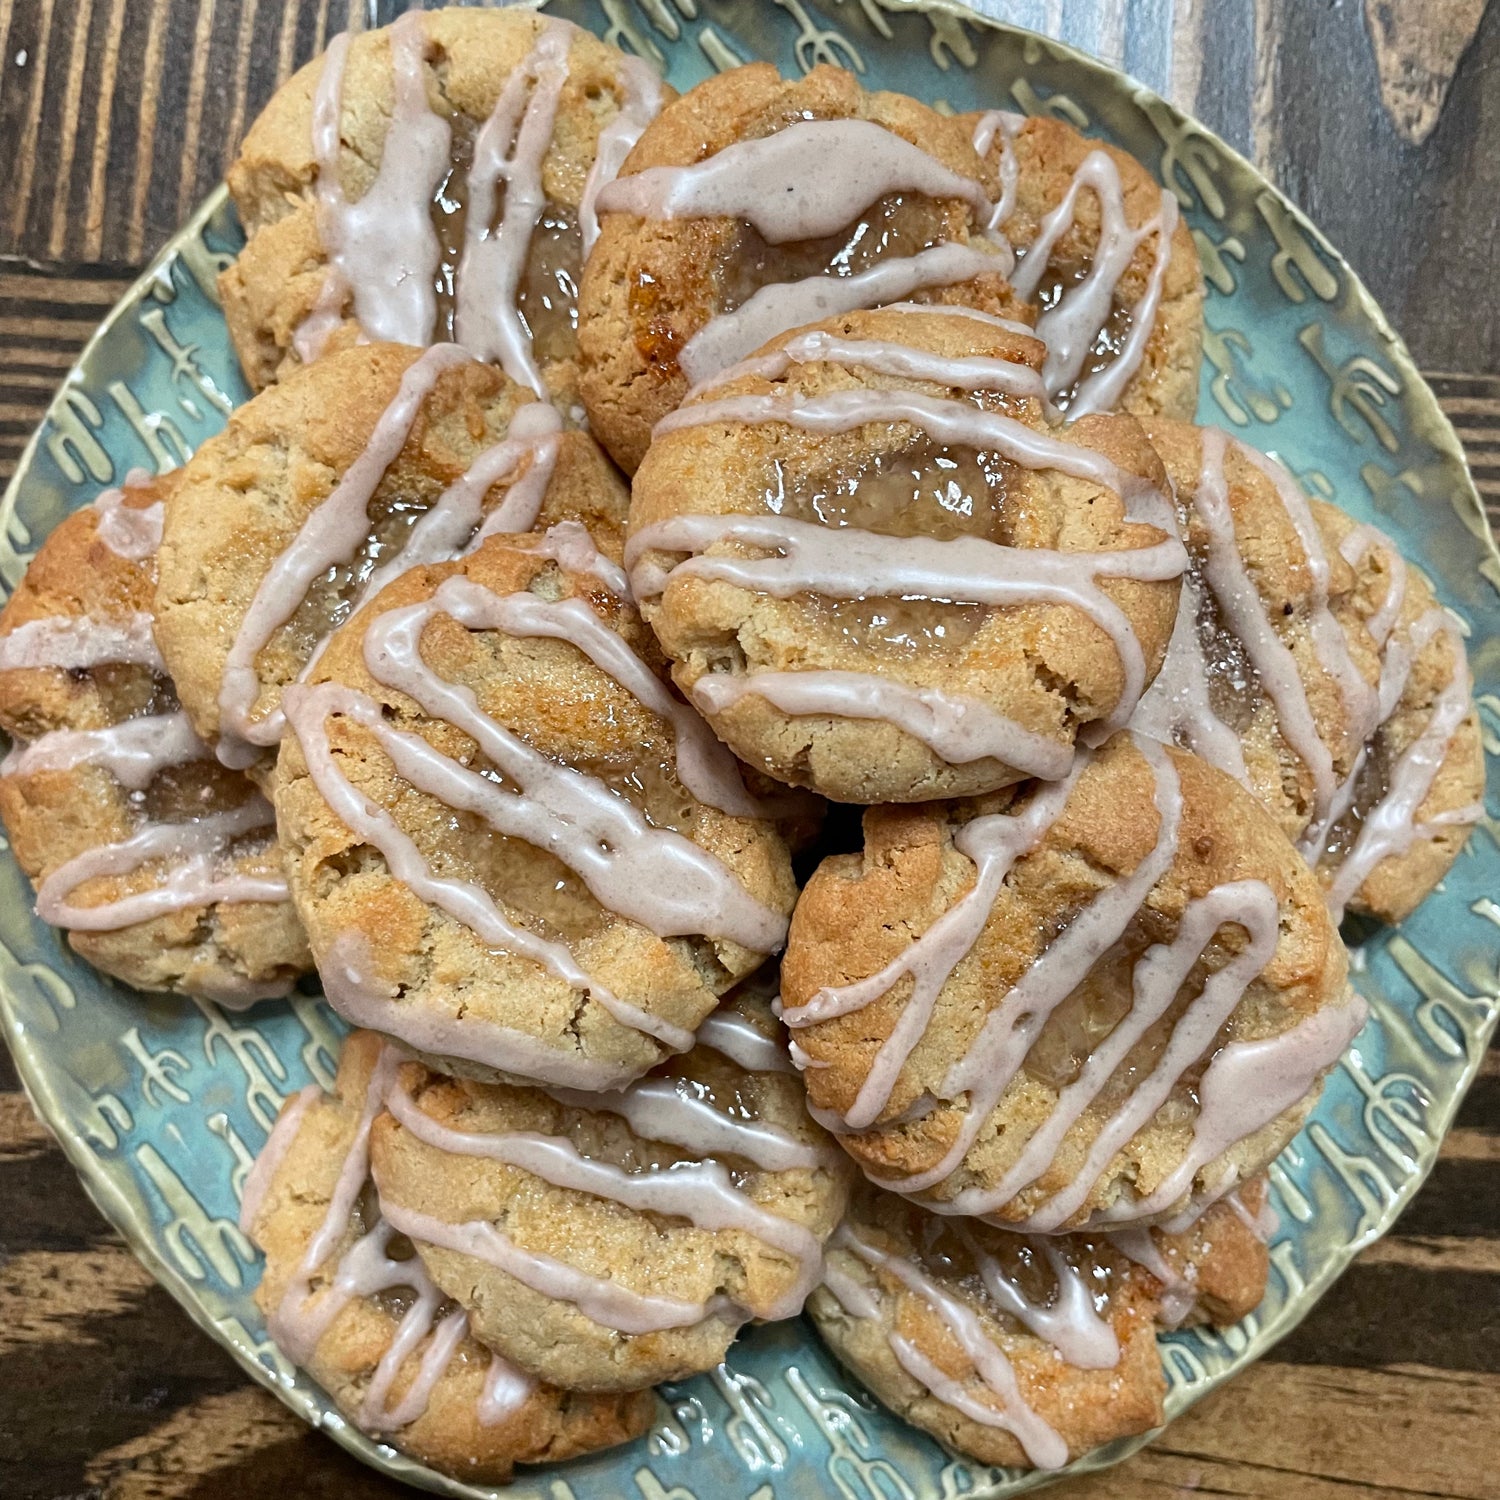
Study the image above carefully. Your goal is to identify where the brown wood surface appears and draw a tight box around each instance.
[0,1,1498,1497]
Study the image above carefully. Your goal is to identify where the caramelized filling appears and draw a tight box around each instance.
[1021,257,1134,413]
[720,191,954,313]
[803,596,988,658]
[763,441,1020,543]
[1193,567,1262,735]
[1317,732,1395,868]
[429,112,581,358]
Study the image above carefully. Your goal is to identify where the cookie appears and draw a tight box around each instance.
[221,6,668,404]
[275,528,799,1090]
[241,1030,655,1482]
[578,63,1028,472]
[809,1174,1270,1470]
[966,111,1203,419]
[366,984,851,1390]
[781,732,1358,1229]
[1134,420,1483,922]
[1301,503,1485,922]
[627,305,1183,803]
[0,473,310,1002]
[155,341,629,779]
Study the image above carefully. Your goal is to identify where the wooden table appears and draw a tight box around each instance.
[1,2,1497,1497]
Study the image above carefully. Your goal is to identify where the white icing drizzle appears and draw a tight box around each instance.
[92,470,163,560]
[951,1222,1119,1368]
[454,20,572,393]
[969,111,1022,234]
[1006,148,1179,417]
[695,1007,797,1074]
[1341,524,1408,648]
[1091,992,1367,1224]
[691,669,1073,778]
[542,1075,820,1175]
[596,118,996,243]
[0,613,165,673]
[256,1046,538,1436]
[283,565,785,1066]
[383,1071,824,1320]
[238,1084,321,1235]
[377,1194,735,1334]
[1190,427,1340,822]
[34,797,286,931]
[518,520,630,598]
[1321,608,1475,917]
[216,343,472,758]
[319,931,636,1092]
[301,13,451,357]
[1,710,207,789]
[1107,1226,1198,1328]
[826,1224,1067,1469]
[874,300,1037,339]
[1131,574,1252,785]
[677,242,1007,387]
[347,400,565,621]
[577,55,664,258]
[683,323,1051,407]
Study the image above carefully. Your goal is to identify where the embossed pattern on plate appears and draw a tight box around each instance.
[0,2,1496,1496]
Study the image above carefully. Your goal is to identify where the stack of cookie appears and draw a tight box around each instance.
[0,6,1483,1482]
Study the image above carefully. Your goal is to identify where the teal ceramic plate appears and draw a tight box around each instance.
[2,2,1497,1495]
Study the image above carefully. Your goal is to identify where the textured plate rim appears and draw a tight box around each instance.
[0,2,1494,1494]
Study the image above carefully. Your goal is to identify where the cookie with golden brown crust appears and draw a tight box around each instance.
[155,342,629,781]
[243,1030,655,1482]
[808,1174,1271,1470]
[627,305,1182,804]
[578,63,1029,473]
[1134,419,1483,923]
[781,733,1357,1230]
[222,6,670,403]
[1134,419,1382,845]
[275,530,799,1091]
[965,111,1203,420]
[807,1182,1168,1471]
[1303,501,1485,922]
[367,986,851,1392]
[0,474,310,1001]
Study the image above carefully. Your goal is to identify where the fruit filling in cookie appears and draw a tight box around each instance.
[154,343,628,773]
[1134,420,1483,921]
[629,305,1184,802]
[968,111,1202,420]
[0,473,310,1001]
[275,530,799,1090]
[781,732,1359,1229]
[365,985,849,1391]
[221,7,667,398]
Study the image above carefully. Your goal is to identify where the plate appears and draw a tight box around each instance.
[2,2,1497,1496]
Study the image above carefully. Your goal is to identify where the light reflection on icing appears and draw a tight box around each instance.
[0,613,165,672]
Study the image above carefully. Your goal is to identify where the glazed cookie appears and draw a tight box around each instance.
[781,732,1358,1229]
[242,1031,655,1482]
[275,529,799,1090]
[366,986,851,1391]
[628,305,1184,803]
[221,6,668,402]
[155,341,629,778]
[0,473,309,1002]
[965,111,1202,419]
[578,63,1028,472]
[1298,503,1484,922]
[809,1176,1271,1470]
[1133,420,1483,921]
